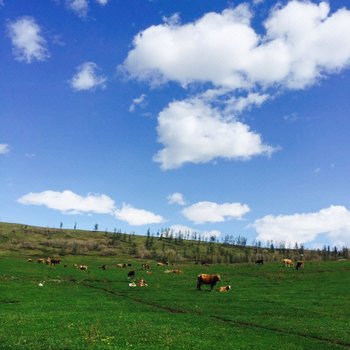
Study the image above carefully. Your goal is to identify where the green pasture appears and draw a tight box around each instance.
[0,256,350,349]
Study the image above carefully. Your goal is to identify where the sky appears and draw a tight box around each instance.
[1,0,350,248]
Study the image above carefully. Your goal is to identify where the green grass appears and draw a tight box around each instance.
[1,256,350,349]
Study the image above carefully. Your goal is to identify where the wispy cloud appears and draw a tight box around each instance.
[182,201,250,224]
[0,144,10,154]
[7,17,49,63]
[129,94,147,112]
[70,62,107,91]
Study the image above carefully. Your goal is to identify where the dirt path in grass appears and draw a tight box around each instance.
[79,280,350,349]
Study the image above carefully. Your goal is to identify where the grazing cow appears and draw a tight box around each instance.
[157,262,165,266]
[197,274,221,291]
[295,261,304,270]
[37,258,45,264]
[50,259,61,266]
[217,285,231,292]
[27,258,33,263]
[45,258,51,265]
[79,265,88,270]
[282,259,294,267]
[255,259,264,265]
[127,270,136,279]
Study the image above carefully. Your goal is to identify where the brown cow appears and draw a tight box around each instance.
[282,258,294,267]
[197,274,221,291]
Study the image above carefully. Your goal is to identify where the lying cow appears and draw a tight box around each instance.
[295,261,304,270]
[79,265,88,270]
[164,269,182,274]
[217,285,231,292]
[282,258,294,267]
[197,274,221,291]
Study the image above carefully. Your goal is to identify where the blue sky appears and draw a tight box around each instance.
[1,0,350,248]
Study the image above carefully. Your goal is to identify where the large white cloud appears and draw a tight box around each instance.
[182,201,250,224]
[18,190,116,214]
[0,144,10,154]
[7,17,49,63]
[154,99,275,169]
[253,205,350,246]
[122,1,350,90]
[122,1,350,169]
[114,204,164,226]
[70,62,107,91]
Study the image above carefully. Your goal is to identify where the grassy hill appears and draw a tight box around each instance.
[0,221,348,263]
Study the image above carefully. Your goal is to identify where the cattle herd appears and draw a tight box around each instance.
[27,256,305,292]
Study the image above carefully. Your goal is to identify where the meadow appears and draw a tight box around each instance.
[1,255,350,350]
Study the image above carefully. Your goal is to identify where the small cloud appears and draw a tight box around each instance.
[167,192,185,206]
[70,62,107,91]
[0,144,10,154]
[314,167,321,173]
[129,94,147,112]
[283,112,299,122]
[182,201,250,224]
[7,16,49,63]
[96,0,109,5]
[25,153,36,159]
[66,0,89,17]
[114,204,164,226]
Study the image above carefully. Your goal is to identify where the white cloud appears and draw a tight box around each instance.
[0,144,9,154]
[129,94,147,112]
[7,17,49,63]
[18,190,115,214]
[182,201,250,224]
[66,0,89,17]
[253,205,350,246]
[154,99,275,170]
[122,2,350,90]
[70,62,107,91]
[170,225,222,240]
[114,204,164,226]
[167,192,185,206]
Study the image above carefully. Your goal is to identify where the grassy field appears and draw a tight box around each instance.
[1,255,350,349]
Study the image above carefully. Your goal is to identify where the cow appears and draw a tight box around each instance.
[50,259,61,266]
[146,271,152,275]
[127,270,136,279]
[101,264,107,270]
[217,285,231,292]
[116,263,125,268]
[197,274,221,291]
[164,269,182,274]
[27,258,33,263]
[142,263,150,270]
[255,259,264,265]
[157,262,165,266]
[295,261,304,270]
[79,265,88,270]
[137,278,148,287]
[37,258,45,264]
[282,259,294,267]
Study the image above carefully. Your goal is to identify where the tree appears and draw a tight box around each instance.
[94,223,99,231]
